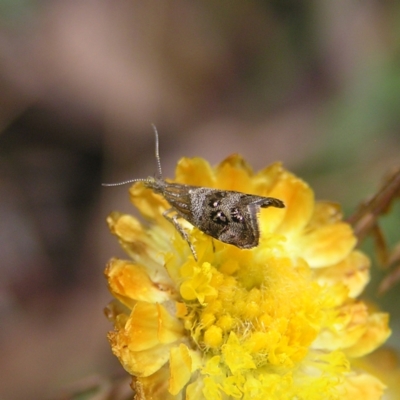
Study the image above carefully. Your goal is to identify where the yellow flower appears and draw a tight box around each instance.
[104,155,390,399]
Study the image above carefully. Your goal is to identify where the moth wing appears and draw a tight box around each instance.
[257,197,285,209]
[232,197,283,249]
[217,202,260,249]
[243,202,262,247]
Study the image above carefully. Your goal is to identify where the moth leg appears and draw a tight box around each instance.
[163,209,198,261]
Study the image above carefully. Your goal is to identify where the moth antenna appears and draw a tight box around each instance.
[151,123,163,178]
[102,178,151,187]
[103,125,163,187]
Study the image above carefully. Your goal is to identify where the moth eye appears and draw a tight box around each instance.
[211,210,228,225]
[231,208,243,222]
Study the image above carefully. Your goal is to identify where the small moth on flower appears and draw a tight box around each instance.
[103,125,285,260]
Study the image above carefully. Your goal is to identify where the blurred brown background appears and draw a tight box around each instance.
[0,1,400,399]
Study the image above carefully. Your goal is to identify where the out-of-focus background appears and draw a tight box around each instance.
[0,2,399,399]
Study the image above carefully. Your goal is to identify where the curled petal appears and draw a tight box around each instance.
[107,211,145,242]
[297,222,357,268]
[353,348,400,399]
[185,379,205,399]
[340,371,386,400]
[307,201,343,228]
[126,302,184,351]
[129,183,169,222]
[169,344,201,395]
[107,212,172,268]
[345,313,391,358]
[312,301,369,351]
[131,365,177,400]
[108,332,174,377]
[105,259,176,307]
[104,300,129,324]
[316,303,390,359]
[313,250,370,298]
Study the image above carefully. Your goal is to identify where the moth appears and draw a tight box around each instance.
[103,125,285,260]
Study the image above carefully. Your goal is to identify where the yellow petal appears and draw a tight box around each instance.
[345,313,391,357]
[186,378,205,400]
[169,344,201,395]
[222,374,245,397]
[105,259,175,307]
[307,201,343,228]
[202,356,222,376]
[313,250,370,298]
[108,331,173,377]
[131,365,177,399]
[107,211,147,242]
[179,262,218,304]
[107,212,171,266]
[175,157,216,187]
[203,376,222,400]
[222,332,256,374]
[104,299,129,324]
[129,182,169,222]
[215,154,255,192]
[313,301,369,351]
[297,222,356,268]
[126,302,184,351]
[253,162,284,193]
[339,371,386,400]
[353,348,400,400]
[267,172,314,235]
